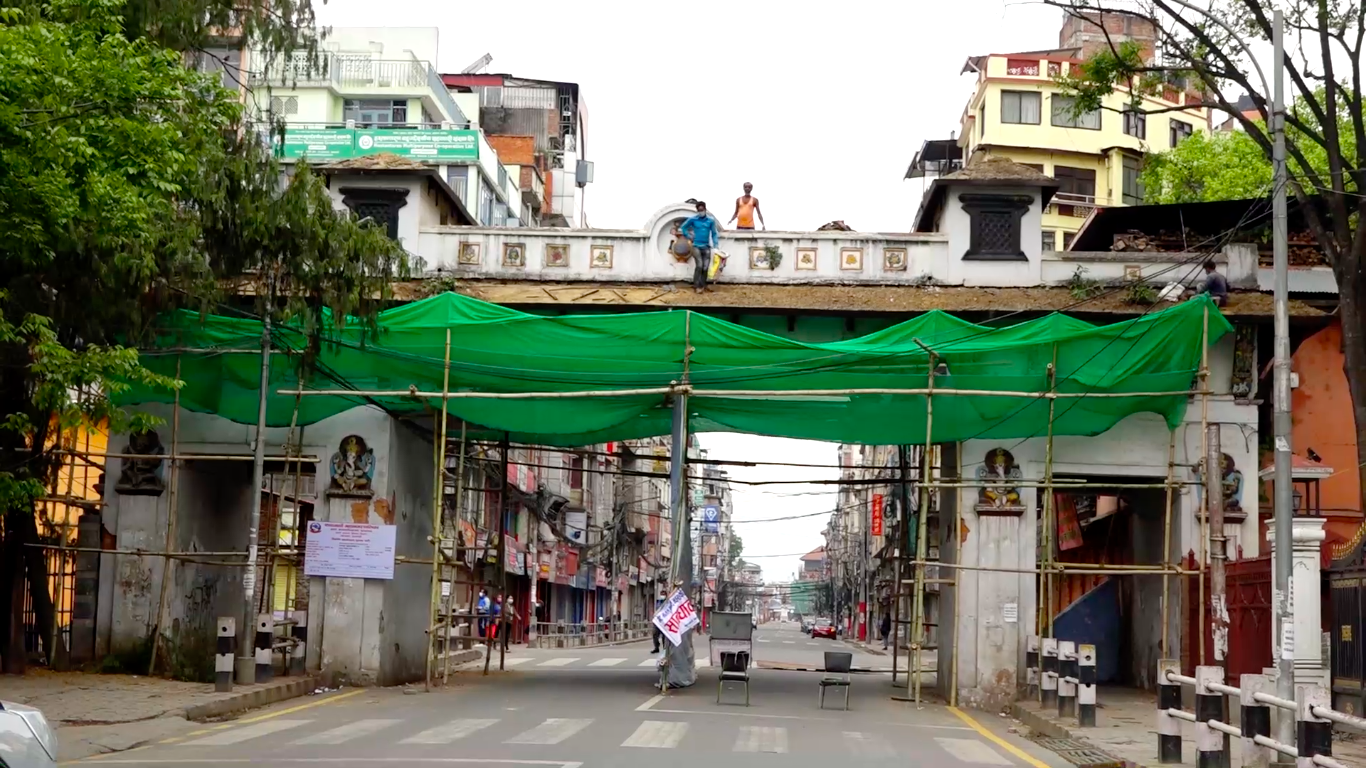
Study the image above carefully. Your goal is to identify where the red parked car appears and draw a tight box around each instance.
[811,619,837,639]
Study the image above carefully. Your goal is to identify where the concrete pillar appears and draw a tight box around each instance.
[1265,518,1327,687]
[110,495,161,655]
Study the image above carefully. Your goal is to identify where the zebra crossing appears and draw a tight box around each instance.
[174,715,1012,762]
[475,654,712,669]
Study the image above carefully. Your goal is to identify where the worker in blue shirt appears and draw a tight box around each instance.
[679,201,720,294]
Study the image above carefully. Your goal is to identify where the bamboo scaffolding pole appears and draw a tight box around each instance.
[55,451,320,463]
[278,386,1211,400]
[1198,305,1211,666]
[148,357,183,677]
[280,393,309,668]
[261,386,305,675]
[1042,349,1059,643]
[948,443,962,707]
[50,410,81,669]
[910,345,936,706]
[442,422,468,684]
[425,329,452,691]
[1160,430,1178,658]
[904,560,1199,576]
[483,435,509,677]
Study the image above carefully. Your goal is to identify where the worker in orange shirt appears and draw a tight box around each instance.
[728,182,765,230]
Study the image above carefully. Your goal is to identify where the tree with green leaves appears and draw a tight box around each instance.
[0,0,406,673]
[1050,0,1366,517]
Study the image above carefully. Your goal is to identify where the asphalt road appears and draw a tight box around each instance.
[64,623,1060,768]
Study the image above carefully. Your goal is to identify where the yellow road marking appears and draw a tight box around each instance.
[235,688,364,723]
[947,706,1052,768]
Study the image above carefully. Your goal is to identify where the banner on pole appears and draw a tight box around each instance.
[871,494,884,537]
[651,588,700,647]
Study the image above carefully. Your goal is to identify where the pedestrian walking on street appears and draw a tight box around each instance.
[477,588,490,644]
[880,613,892,650]
[650,592,666,653]
[492,594,504,646]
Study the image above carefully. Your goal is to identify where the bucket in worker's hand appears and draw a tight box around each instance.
[708,250,728,280]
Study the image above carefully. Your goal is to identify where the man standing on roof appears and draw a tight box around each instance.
[728,182,765,231]
[679,200,720,294]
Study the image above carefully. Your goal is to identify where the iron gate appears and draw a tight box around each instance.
[1329,567,1364,716]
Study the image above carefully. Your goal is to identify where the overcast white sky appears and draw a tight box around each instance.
[316,0,1063,580]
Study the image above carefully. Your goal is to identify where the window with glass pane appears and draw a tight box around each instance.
[342,99,408,127]
[1051,95,1101,130]
[1123,109,1146,139]
[1122,156,1144,205]
[1042,230,1056,251]
[1062,231,1076,250]
[1053,166,1097,200]
[1169,119,1194,147]
[1001,91,1042,124]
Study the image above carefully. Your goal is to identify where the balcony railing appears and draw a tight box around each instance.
[254,52,468,126]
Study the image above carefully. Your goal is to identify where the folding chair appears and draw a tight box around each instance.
[819,651,852,710]
[717,651,750,706]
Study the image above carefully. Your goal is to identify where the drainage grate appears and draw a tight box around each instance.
[1029,737,1125,768]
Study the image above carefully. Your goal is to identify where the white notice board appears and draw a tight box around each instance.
[304,521,397,579]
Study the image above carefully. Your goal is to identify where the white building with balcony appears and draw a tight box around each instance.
[249,27,522,232]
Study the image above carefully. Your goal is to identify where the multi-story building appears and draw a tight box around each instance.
[442,72,590,227]
[909,12,1211,249]
[249,27,522,238]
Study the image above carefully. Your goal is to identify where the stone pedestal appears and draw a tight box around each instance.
[1265,518,1328,687]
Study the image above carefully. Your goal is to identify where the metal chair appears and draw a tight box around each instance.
[819,651,852,710]
[717,652,750,706]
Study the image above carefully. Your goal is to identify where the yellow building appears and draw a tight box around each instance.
[919,49,1210,250]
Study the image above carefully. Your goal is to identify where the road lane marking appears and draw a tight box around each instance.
[948,707,1051,768]
[589,657,626,667]
[696,657,711,668]
[734,726,788,753]
[843,731,895,758]
[400,718,499,744]
[935,737,1013,765]
[499,657,531,667]
[782,641,795,644]
[638,658,660,667]
[537,657,578,667]
[85,761,584,766]
[635,694,665,711]
[293,718,401,745]
[181,719,312,746]
[86,754,587,759]
[505,718,594,744]
[622,720,689,748]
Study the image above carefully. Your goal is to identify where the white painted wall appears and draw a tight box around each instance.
[322,174,427,252]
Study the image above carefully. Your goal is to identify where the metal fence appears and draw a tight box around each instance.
[1156,660,1360,767]
[529,620,654,649]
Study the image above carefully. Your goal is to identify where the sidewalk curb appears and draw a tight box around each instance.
[182,677,317,722]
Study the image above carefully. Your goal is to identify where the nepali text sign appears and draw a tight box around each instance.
[276,129,354,161]
[303,521,396,579]
[278,127,480,163]
[871,494,884,537]
[652,588,700,647]
[355,129,478,160]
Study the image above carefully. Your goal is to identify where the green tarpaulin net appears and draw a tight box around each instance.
[118,292,1231,446]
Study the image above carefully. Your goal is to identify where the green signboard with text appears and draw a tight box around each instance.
[276,127,480,163]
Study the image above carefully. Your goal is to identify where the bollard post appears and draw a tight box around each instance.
[1296,684,1332,768]
[254,613,273,683]
[1077,643,1097,727]
[1195,666,1224,768]
[1240,674,1272,768]
[1025,635,1040,699]
[216,617,236,693]
[290,610,307,675]
[1157,659,1182,764]
[1057,640,1077,719]
[1041,637,1059,708]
